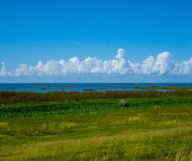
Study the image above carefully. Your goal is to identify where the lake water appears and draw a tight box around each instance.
[0,83,192,93]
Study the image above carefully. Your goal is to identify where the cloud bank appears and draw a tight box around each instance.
[1,49,192,78]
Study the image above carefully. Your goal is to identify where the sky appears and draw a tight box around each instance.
[0,0,192,83]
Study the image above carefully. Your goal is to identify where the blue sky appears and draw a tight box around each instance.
[0,0,192,82]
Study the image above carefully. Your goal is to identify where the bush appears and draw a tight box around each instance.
[119,99,130,107]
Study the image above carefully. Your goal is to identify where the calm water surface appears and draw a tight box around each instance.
[0,83,192,93]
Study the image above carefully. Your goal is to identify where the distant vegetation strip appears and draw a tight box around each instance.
[134,85,192,90]
[0,90,192,104]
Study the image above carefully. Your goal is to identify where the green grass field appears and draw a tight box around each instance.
[0,91,192,160]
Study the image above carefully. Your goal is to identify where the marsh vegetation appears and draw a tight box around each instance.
[0,90,192,160]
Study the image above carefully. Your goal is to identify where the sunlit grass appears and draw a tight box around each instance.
[1,126,192,160]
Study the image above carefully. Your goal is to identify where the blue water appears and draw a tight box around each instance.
[0,83,192,93]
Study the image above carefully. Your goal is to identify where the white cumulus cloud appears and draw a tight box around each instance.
[0,62,7,76]
[172,57,192,75]
[1,49,192,77]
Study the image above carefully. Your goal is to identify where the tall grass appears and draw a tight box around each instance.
[0,90,192,104]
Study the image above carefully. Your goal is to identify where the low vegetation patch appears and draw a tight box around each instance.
[134,85,192,91]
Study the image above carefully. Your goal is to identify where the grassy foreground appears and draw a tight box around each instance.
[0,91,192,160]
